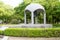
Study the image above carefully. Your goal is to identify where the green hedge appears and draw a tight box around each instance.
[4,28,60,37]
[0,30,4,35]
[53,24,60,28]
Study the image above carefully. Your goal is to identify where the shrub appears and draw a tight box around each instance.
[53,24,60,28]
[4,28,60,37]
[0,30,4,35]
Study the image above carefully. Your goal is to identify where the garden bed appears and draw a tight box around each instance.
[4,28,60,37]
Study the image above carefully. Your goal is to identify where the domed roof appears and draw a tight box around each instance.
[25,3,45,12]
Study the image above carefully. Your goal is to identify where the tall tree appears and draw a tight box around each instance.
[14,2,30,23]
[14,0,60,24]
[0,1,14,24]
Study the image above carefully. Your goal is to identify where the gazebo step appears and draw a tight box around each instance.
[6,24,52,28]
[21,24,52,28]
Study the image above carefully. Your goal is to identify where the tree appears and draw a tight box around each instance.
[0,1,14,24]
[14,2,30,23]
[14,0,60,24]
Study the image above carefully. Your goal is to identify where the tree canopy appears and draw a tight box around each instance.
[0,1,14,24]
[14,0,60,24]
[0,0,60,24]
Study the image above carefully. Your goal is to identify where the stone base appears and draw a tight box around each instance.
[21,24,52,28]
[8,24,52,28]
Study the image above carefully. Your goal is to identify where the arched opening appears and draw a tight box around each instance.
[25,10,31,24]
[34,9,44,24]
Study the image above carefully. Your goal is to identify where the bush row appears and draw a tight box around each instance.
[3,28,60,37]
[53,24,60,27]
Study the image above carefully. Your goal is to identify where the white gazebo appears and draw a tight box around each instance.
[24,3,46,24]
[23,3,52,28]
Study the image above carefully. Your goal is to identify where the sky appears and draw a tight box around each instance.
[1,0,23,8]
[1,0,60,7]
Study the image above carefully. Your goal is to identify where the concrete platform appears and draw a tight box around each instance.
[0,24,52,28]
[21,24,52,28]
[7,24,52,28]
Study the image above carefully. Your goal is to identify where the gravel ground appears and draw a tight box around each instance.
[8,37,60,40]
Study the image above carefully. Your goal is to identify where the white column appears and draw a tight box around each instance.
[24,12,26,24]
[44,12,46,24]
[31,12,34,24]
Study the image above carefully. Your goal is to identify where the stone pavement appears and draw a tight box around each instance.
[0,38,2,40]
[8,37,60,40]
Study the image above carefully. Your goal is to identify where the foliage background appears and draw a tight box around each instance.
[0,0,60,24]
[14,0,60,24]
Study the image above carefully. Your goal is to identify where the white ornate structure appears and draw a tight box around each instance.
[24,3,46,24]
[23,3,52,28]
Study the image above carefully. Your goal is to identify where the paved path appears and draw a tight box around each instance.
[0,38,2,40]
[8,37,60,40]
